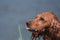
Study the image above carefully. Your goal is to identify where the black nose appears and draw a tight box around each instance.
[26,22,30,27]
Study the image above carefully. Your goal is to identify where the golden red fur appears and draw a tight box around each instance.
[26,11,60,40]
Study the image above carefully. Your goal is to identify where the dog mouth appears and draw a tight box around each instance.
[26,27,40,32]
[26,22,40,32]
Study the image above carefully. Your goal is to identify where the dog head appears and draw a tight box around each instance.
[26,11,58,32]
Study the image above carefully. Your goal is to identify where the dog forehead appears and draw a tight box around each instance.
[36,11,55,18]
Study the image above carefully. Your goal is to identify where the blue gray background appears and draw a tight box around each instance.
[0,0,60,40]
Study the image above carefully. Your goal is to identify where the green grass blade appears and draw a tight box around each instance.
[18,24,23,40]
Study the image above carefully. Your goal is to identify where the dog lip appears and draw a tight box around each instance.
[26,27,34,31]
[26,27,30,30]
[26,27,39,32]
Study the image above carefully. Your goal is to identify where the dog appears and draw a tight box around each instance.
[26,11,60,40]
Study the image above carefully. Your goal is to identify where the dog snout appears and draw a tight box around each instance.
[26,22,30,27]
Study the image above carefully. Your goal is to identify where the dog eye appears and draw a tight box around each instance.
[39,18,44,21]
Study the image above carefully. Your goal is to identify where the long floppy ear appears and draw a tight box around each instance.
[49,12,59,27]
[50,19,60,30]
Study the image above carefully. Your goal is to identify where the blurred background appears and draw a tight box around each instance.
[0,0,60,40]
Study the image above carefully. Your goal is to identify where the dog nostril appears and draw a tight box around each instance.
[26,22,30,27]
[26,22,28,25]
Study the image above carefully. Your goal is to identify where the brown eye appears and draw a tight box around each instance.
[39,18,44,21]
